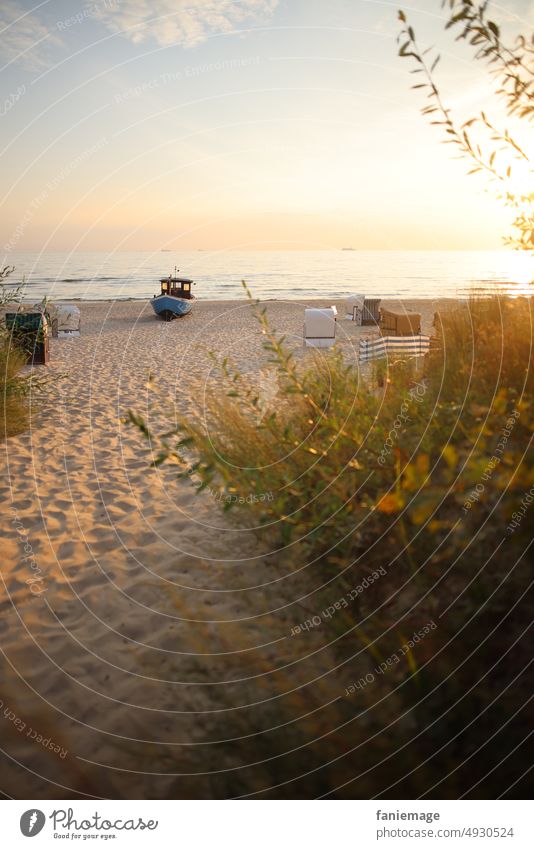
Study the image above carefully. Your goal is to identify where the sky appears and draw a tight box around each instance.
[0,0,533,252]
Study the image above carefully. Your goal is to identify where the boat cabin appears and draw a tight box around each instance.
[159,272,194,300]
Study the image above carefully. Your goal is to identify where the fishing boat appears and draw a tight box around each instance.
[151,268,195,321]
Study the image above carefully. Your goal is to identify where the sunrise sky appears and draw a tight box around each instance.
[1,0,533,252]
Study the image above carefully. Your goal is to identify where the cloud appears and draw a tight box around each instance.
[94,0,278,47]
[0,1,61,70]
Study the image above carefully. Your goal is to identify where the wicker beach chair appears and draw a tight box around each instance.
[379,307,421,337]
[345,295,381,325]
[361,298,381,326]
[45,303,81,337]
[345,294,365,321]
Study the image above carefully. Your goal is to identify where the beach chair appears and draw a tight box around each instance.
[359,334,430,363]
[345,294,365,322]
[48,303,81,337]
[379,307,421,337]
[361,298,381,326]
[5,312,50,365]
[304,306,337,348]
[346,295,381,325]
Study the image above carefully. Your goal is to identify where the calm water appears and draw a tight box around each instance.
[4,250,533,302]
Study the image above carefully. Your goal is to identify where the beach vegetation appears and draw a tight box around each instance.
[0,267,53,439]
[130,286,533,797]
[125,0,533,797]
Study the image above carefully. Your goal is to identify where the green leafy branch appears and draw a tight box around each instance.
[444,0,534,121]
[398,4,534,253]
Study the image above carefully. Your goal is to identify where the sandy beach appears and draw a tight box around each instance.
[1,297,444,798]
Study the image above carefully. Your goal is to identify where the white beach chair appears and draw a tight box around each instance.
[304,306,337,348]
[50,303,81,337]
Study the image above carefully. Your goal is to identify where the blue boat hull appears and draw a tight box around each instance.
[151,294,193,320]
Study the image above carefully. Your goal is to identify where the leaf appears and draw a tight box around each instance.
[405,645,419,676]
[127,411,151,440]
[177,436,195,447]
[442,445,458,470]
[403,454,430,491]
[377,492,405,514]
[152,452,168,468]
[416,453,430,476]
[409,492,442,525]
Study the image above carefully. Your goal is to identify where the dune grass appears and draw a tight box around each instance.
[0,273,55,440]
[127,289,533,797]
[0,329,35,438]
[145,290,533,559]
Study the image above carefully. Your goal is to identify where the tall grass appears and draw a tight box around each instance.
[0,270,55,439]
[141,290,533,556]
[0,334,33,438]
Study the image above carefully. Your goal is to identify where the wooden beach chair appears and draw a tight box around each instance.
[345,295,381,325]
[5,312,50,365]
[361,298,381,326]
[379,307,421,337]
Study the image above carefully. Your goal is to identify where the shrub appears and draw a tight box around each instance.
[0,336,33,438]
[0,267,54,439]
[130,287,532,797]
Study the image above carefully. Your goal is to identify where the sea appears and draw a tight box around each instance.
[3,250,532,302]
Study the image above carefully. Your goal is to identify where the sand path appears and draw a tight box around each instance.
[0,298,440,797]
